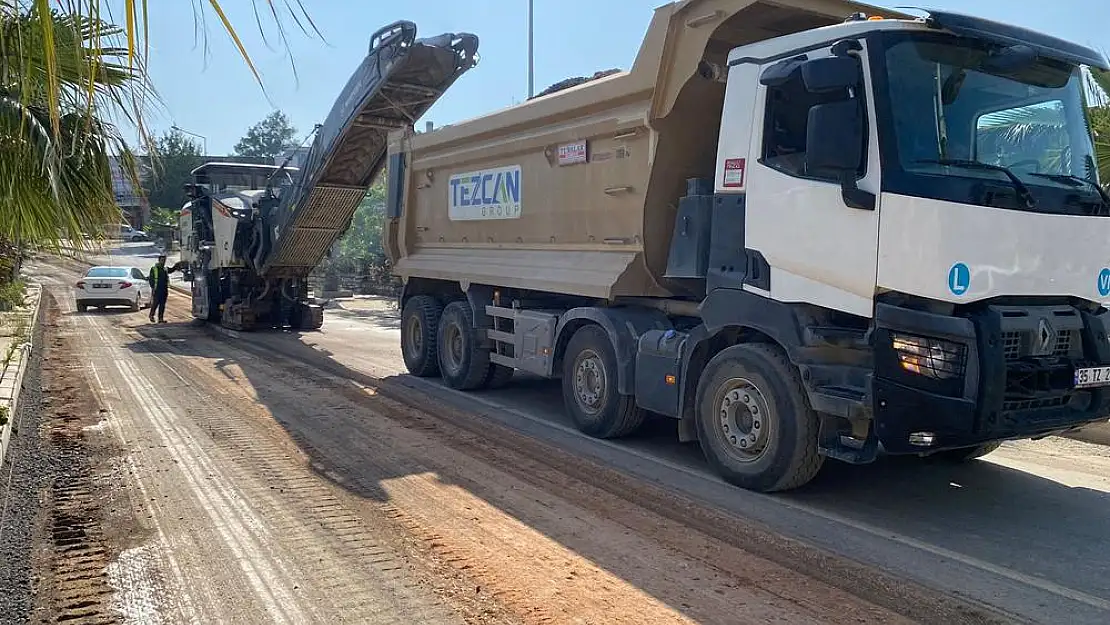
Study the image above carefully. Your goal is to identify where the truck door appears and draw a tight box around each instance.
[734,43,882,319]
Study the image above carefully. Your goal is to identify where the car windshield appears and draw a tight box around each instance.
[87,267,129,278]
[881,33,1099,191]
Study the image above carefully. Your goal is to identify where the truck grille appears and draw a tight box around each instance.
[989,305,1088,431]
[1000,328,1076,362]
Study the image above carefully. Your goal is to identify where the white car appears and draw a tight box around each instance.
[120,224,148,242]
[75,266,152,313]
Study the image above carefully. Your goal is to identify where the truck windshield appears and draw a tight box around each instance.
[874,31,1103,215]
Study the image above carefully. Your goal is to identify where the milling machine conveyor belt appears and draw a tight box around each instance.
[257,21,479,277]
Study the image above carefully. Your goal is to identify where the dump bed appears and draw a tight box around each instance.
[258,22,479,278]
[387,0,896,300]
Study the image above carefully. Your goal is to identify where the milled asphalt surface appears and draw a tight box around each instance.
[63,244,1110,624]
[17,258,947,624]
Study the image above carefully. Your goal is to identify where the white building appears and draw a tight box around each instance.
[109,155,150,227]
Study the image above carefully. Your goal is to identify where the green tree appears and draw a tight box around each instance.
[150,207,179,227]
[338,180,387,260]
[0,0,317,286]
[144,129,203,211]
[0,6,142,252]
[234,110,297,159]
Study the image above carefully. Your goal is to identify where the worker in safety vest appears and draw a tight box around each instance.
[146,255,179,323]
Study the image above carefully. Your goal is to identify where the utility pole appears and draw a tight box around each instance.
[528,0,535,99]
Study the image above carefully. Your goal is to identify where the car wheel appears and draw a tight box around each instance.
[76,302,87,313]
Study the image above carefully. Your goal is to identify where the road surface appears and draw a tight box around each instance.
[17,255,1110,624]
[9,257,957,625]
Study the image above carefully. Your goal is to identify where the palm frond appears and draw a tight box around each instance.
[978,102,1065,128]
[0,6,140,249]
[1089,68,1110,105]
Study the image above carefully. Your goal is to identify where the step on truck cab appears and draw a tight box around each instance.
[385,0,1110,492]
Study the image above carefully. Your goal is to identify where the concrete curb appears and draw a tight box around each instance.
[0,284,44,469]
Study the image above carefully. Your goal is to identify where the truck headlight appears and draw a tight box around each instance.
[891,333,966,380]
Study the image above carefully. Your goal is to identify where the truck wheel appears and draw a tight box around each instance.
[932,441,1002,462]
[401,296,442,377]
[695,343,823,492]
[483,363,514,389]
[436,301,490,390]
[291,304,325,331]
[561,324,645,438]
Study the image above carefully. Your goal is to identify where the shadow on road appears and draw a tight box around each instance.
[70,308,144,316]
[325,306,401,330]
[119,317,1110,619]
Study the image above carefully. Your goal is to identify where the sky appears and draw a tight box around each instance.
[132,0,1109,156]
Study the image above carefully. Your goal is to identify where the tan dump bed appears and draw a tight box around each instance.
[387,0,896,300]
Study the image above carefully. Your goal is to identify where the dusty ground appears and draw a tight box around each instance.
[46,247,1110,624]
[0,262,1028,622]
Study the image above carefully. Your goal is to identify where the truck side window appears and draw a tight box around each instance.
[761,67,856,181]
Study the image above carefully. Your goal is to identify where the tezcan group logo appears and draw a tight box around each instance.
[448,165,523,221]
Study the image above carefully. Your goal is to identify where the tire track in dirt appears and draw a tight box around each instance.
[42,258,1010,624]
[33,257,519,625]
[81,318,469,625]
[187,317,1017,625]
[119,318,931,625]
[33,295,121,624]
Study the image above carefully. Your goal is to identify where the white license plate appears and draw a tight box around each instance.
[92,284,111,289]
[1074,366,1110,388]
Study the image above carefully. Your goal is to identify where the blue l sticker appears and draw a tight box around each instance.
[948,263,970,296]
[1098,268,1110,297]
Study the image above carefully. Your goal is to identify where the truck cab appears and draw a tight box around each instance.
[694,12,1110,466]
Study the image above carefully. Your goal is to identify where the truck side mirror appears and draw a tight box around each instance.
[806,100,862,173]
[806,100,874,210]
[800,56,861,93]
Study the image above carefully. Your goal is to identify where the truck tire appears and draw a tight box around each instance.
[436,300,490,390]
[695,343,824,492]
[195,274,220,323]
[561,324,645,438]
[291,303,325,331]
[483,363,514,389]
[401,295,443,377]
[932,441,1003,462]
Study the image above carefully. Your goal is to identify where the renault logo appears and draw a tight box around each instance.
[1033,317,1055,356]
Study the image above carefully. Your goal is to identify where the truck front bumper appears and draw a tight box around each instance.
[871,302,1110,454]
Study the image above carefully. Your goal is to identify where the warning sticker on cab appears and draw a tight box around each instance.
[722,158,746,189]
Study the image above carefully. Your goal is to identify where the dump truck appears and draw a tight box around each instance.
[178,22,479,330]
[385,0,1110,492]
